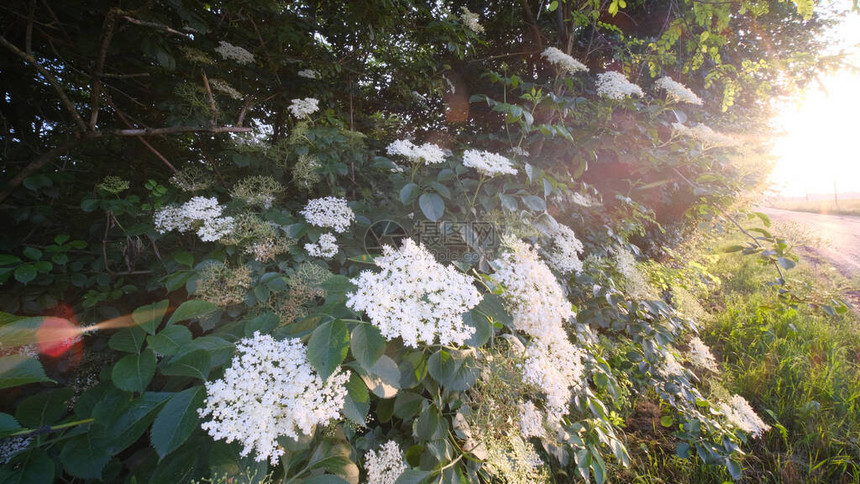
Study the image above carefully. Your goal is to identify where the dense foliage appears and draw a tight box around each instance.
[0,0,851,482]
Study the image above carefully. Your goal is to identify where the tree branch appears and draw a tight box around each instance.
[0,35,88,133]
[201,70,218,126]
[120,15,191,37]
[110,126,251,136]
[0,138,85,202]
[89,8,119,130]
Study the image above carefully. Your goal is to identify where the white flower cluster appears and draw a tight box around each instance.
[386,139,446,165]
[492,237,573,339]
[154,196,234,242]
[672,122,736,149]
[493,237,585,420]
[463,149,517,177]
[209,79,243,100]
[570,192,598,207]
[483,434,549,484]
[364,441,408,484]
[541,47,589,75]
[596,71,644,99]
[522,328,585,418]
[518,400,546,439]
[198,332,349,465]
[300,196,355,233]
[658,350,685,377]
[305,233,338,258]
[214,41,255,64]
[510,146,530,158]
[297,69,319,79]
[346,239,482,348]
[614,248,657,300]
[655,76,703,105]
[688,336,719,373]
[546,224,584,275]
[288,98,320,119]
[0,435,31,465]
[460,7,485,34]
[718,394,771,438]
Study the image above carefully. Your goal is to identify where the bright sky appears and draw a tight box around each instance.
[768,4,860,198]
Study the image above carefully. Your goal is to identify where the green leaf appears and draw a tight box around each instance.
[427,181,451,199]
[721,245,745,253]
[80,197,100,212]
[174,251,194,267]
[418,193,445,222]
[94,391,171,454]
[167,299,219,326]
[16,388,74,427]
[13,264,37,284]
[300,476,349,484]
[54,234,70,245]
[111,350,157,393]
[147,325,193,356]
[416,406,447,442]
[0,449,54,483]
[133,300,169,335]
[151,386,206,459]
[0,356,53,389]
[394,470,431,484]
[59,432,111,479]
[393,392,425,420]
[0,413,23,438]
[427,349,478,391]
[752,211,771,227]
[161,349,211,380]
[350,324,386,371]
[521,195,546,212]
[307,319,349,381]
[463,311,492,348]
[400,182,420,205]
[777,257,796,270]
[109,326,147,354]
[474,293,512,327]
[0,255,22,266]
[660,415,674,427]
[22,247,41,261]
[342,372,370,426]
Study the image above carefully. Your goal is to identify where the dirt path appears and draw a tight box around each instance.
[758,206,860,307]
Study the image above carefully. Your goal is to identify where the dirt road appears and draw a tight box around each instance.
[758,207,860,279]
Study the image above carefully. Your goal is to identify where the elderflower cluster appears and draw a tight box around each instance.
[718,394,771,438]
[300,196,355,233]
[614,248,658,300]
[483,434,550,484]
[364,441,408,484]
[463,149,517,177]
[346,239,482,348]
[521,330,585,418]
[386,139,446,164]
[518,401,546,439]
[297,69,319,79]
[231,175,284,209]
[658,350,686,377]
[596,71,644,99]
[492,237,573,339]
[541,47,588,75]
[245,237,292,263]
[288,98,320,119]
[170,165,214,192]
[510,146,530,158]
[214,41,255,65]
[672,122,735,149]
[460,7,485,34]
[198,332,349,465]
[655,76,703,105]
[0,436,31,465]
[305,233,338,258]
[154,196,234,242]
[688,336,720,373]
[546,224,585,275]
[209,78,243,100]
[98,176,130,194]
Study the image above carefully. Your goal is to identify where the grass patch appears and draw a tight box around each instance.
[768,199,860,217]
[696,236,860,483]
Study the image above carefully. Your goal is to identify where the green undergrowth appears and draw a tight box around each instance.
[626,231,860,483]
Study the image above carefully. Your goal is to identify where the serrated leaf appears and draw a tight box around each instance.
[161,349,211,380]
[109,326,147,354]
[111,350,156,392]
[342,372,370,426]
[350,324,385,371]
[167,299,219,326]
[0,356,53,389]
[307,319,349,381]
[151,386,206,459]
[59,432,111,479]
[147,325,193,356]
[418,193,445,222]
[400,183,419,205]
[427,349,478,391]
[133,300,169,335]
[16,388,73,427]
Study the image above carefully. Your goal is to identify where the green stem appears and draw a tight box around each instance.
[10,417,95,438]
[469,174,486,210]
